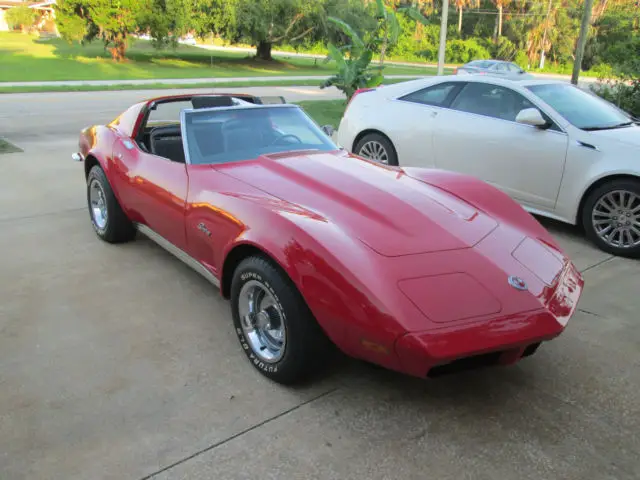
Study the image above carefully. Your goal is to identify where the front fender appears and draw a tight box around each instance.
[403,167,560,249]
[221,211,408,369]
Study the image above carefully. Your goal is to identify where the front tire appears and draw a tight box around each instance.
[582,178,640,258]
[230,255,332,384]
[86,165,135,243]
[354,133,398,166]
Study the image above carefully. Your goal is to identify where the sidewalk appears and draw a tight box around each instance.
[0,74,425,88]
[0,72,596,89]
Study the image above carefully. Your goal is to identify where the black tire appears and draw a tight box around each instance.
[581,178,640,258]
[354,132,399,166]
[230,255,332,384]
[86,165,136,243]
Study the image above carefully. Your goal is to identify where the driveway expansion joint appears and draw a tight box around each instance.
[580,256,615,274]
[140,387,340,480]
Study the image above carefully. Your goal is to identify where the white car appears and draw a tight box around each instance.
[336,76,640,257]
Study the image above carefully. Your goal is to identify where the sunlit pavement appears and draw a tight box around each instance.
[0,89,638,480]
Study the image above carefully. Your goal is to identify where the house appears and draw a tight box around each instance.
[0,0,57,34]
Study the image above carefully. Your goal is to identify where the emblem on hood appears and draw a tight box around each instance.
[508,276,527,291]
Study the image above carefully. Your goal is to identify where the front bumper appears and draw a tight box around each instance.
[394,261,583,378]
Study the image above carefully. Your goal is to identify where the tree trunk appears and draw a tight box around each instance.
[110,40,127,62]
[256,41,273,61]
[380,40,387,66]
[458,8,462,33]
[498,5,503,37]
[379,23,388,66]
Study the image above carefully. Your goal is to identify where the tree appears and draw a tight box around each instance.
[492,0,512,37]
[139,0,197,49]
[55,0,152,61]
[320,17,384,100]
[320,5,429,99]
[214,0,326,60]
[453,0,476,33]
[5,5,36,32]
[372,0,400,66]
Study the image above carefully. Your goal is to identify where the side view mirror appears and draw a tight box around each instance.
[321,124,335,137]
[515,108,548,128]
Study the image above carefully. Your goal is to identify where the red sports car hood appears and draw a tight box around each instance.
[218,151,499,256]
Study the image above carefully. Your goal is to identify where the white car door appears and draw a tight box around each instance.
[387,81,464,167]
[432,81,569,209]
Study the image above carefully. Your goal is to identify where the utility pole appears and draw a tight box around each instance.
[539,0,553,69]
[437,0,450,75]
[571,0,595,85]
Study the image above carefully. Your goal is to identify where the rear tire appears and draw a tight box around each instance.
[581,178,640,258]
[354,133,398,166]
[87,165,136,244]
[230,255,332,384]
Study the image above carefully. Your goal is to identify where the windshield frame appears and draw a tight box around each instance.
[526,82,632,131]
[179,103,338,166]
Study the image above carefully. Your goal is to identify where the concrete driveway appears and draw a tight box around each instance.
[0,89,638,480]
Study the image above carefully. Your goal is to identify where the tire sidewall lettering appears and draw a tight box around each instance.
[235,267,284,374]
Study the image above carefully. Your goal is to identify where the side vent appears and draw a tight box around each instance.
[577,140,598,151]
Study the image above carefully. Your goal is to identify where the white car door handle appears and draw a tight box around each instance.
[430,111,438,117]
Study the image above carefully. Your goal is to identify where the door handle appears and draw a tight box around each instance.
[430,111,438,117]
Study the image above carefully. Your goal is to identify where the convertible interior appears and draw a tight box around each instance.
[136,95,239,164]
[137,94,293,164]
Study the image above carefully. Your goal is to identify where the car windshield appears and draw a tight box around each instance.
[527,83,632,130]
[182,105,337,165]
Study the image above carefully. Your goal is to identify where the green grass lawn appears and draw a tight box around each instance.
[0,32,436,83]
[296,100,347,128]
[0,138,23,154]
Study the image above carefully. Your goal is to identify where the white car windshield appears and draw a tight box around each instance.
[527,83,632,131]
[182,105,337,165]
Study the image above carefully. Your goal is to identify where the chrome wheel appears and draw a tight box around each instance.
[592,190,640,249]
[237,280,286,363]
[89,178,108,230]
[359,140,389,164]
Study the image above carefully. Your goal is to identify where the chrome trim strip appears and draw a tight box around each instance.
[135,223,221,288]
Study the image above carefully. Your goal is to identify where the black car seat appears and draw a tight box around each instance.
[149,125,186,163]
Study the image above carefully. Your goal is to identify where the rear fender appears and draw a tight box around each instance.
[78,125,128,206]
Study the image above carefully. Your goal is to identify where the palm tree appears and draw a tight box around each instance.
[453,0,477,33]
[492,0,513,37]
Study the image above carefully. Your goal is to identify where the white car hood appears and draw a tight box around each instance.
[588,125,640,148]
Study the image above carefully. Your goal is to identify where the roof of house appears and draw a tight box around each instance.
[0,0,56,8]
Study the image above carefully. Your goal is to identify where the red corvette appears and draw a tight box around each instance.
[73,92,584,384]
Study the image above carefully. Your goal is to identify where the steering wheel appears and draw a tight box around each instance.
[270,133,303,146]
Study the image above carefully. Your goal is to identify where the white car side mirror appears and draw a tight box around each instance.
[515,108,548,128]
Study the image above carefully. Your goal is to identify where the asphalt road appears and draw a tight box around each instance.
[0,89,639,480]
[0,85,344,145]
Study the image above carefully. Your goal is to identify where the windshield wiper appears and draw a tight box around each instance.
[582,122,634,131]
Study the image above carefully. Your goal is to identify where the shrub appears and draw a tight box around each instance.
[592,59,640,118]
[491,37,518,61]
[445,38,491,64]
[514,50,529,69]
[5,5,35,32]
